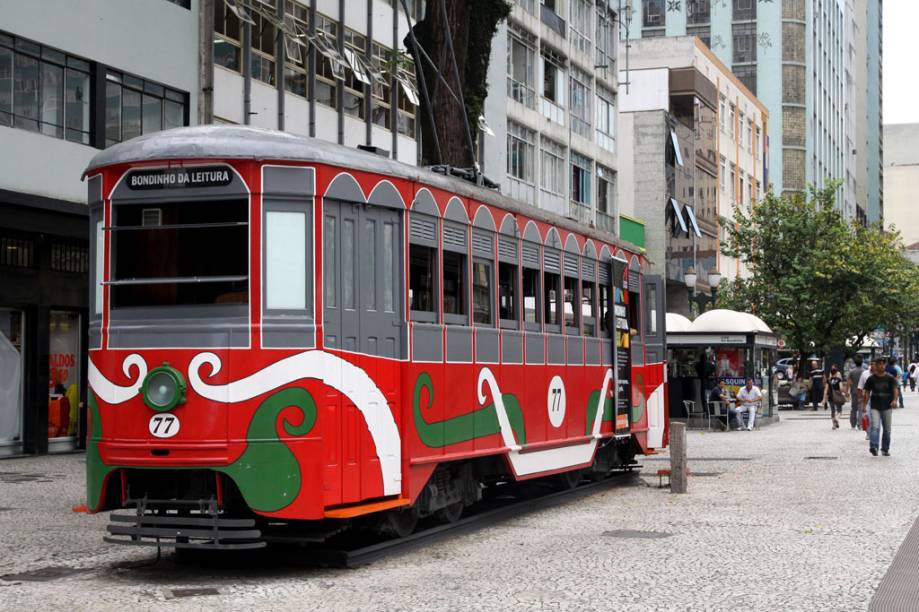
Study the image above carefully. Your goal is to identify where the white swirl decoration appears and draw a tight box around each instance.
[189,350,402,496]
[479,366,614,477]
[88,354,148,405]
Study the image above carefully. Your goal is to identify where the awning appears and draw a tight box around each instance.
[683,204,703,238]
[670,129,684,167]
[670,198,688,233]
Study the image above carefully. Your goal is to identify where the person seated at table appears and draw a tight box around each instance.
[708,381,740,430]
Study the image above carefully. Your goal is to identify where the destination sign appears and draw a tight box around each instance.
[125,166,233,190]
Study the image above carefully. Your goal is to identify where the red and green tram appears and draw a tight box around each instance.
[84,125,668,548]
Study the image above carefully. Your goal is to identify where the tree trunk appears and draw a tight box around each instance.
[404,0,511,167]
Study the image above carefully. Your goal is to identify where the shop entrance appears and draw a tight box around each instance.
[48,310,81,453]
[0,308,24,457]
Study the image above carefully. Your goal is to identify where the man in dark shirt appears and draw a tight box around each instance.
[809,360,825,410]
[863,357,899,456]
[847,355,865,429]
[708,380,736,430]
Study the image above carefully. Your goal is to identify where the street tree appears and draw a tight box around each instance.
[402,0,511,167]
[717,184,919,360]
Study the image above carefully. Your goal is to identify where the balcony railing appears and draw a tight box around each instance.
[596,211,616,234]
[540,4,566,37]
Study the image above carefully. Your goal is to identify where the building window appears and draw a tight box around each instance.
[343,28,368,119]
[517,0,536,14]
[720,156,726,192]
[396,64,418,137]
[540,137,566,195]
[507,120,536,183]
[729,103,736,141]
[507,24,536,108]
[570,152,591,206]
[569,67,591,139]
[314,13,341,109]
[51,239,89,274]
[746,119,754,154]
[541,46,566,118]
[732,22,757,64]
[249,0,278,86]
[283,2,309,98]
[755,125,762,159]
[164,0,191,7]
[596,5,615,73]
[642,0,666,29]
[595,87,615,152]
[0,235,35,268]
[687,0,711,24]
[719,95,726,133]
[392,0,426,21]
[369,43,391,129]
[105,70,186,147]
[0,32,91,145]
[597,165,615,216]
[686,25,711,48]
[738,112,745,149]
[569,0,592,55]
[213,0,242,72]
[733,63,757,95]
[732,0,756,21]
[729,163,736,202]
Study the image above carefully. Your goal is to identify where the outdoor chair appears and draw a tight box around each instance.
[708,400,728,431]
[684,399,710,430]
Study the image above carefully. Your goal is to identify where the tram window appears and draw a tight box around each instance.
[599,283,611,335]
[111,199,248,308]
[472,260,493,325]
[409,244,437,317]
[499,262,518,325]
[522,267,540,327]
[582,282,596,336]
[443,250,466,321]
[543,271,561,329]
[564,276,579,331]
[265,211,306,310]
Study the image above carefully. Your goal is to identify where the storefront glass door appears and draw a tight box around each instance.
[48,310,81,452]
[0,308,24,456]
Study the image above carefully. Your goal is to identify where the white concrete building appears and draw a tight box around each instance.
[482,1,634,243]
[209,0,421,166]
[883,124,919,248]
[0,0,199,455]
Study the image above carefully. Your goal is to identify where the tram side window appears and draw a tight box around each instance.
[472,259,493,325]
[409,244,437,318]
[544,271,561,329]
[564,276,579,331]
[599,282,611,335]
[522,267,540,328]
[111,199,248,308]
[499,262,518,325]
[443,250,467,321]
[582,282,596,336]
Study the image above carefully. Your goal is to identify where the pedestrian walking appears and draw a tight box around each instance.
[847,354,866,429]
[863,357,899,456]
[908,360,918,393]
[823,365,847,429]
[808,359,825,411]
[736,377,763,431]
[886,357,905,408]
[857,361,872,439]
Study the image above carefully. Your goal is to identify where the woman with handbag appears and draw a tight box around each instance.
[823,364,848,429]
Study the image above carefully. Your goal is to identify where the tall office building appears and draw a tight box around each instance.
[482,1,643,247]
[627,0,861,217]
[852,0,883,223]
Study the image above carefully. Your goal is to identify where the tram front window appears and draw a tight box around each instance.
[111,199,249,308]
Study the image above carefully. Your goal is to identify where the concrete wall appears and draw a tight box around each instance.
[623,110,667,273]
[0,0,200,204]
[883,124,919,246]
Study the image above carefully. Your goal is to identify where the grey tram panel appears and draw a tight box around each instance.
[547,334,566,365]
[446,326,473,363]
[323,199,404,359]
[262,166,315,349]
[644,274,667,365]
[412,323,443,362]
[585,337,602,365]
[475,328,500,364]
[525,332,545,364]
[502,330,524,365]
[567,336,584,366]
[87,174,103,350]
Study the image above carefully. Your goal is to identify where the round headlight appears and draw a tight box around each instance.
[142,364,186,412]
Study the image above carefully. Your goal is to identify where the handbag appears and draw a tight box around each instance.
[861,413,870,431]
[832,390,847,405]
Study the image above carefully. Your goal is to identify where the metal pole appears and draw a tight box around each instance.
[670,421,688,493]
[242,17,252,125]
[277,0,286,130]
[199,0,215,124]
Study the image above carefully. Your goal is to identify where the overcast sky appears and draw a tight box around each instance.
[883,1,916,125]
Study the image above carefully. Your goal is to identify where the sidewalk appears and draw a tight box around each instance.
[1,393,919,610]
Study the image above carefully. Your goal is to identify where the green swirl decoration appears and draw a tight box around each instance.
[216,387,317,513]
[584,390,614,435]
[86,392,116,510]
[414,372,526,448]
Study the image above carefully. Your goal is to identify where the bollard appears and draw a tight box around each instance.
[670,421,688,494]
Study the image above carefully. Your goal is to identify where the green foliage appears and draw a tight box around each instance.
[717,184,919,356]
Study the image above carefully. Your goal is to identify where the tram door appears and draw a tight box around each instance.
[322,199,403,504]
[643,275,667,448]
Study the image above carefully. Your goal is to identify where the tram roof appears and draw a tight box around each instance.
[85,125,644,258]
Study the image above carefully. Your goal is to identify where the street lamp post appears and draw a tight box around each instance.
[685,266,722,314]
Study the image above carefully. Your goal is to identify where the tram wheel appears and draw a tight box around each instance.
[551,469,583,491]
[377,506,420,538]
[433,501,464,524]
